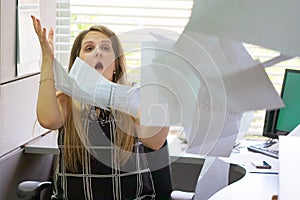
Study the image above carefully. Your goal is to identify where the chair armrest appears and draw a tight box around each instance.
[170,190,194,200]
[17,181,52,200]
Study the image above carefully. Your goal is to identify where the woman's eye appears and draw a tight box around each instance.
[84,46,93,52]
[101,45,111,52]
[87,47,93,51]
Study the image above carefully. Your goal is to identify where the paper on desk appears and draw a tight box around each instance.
[279,136,300,200]
[185,0,300,56]
[193,157,229,200]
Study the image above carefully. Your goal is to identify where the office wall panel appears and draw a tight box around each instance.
[0,74,48,156]
[0,0,56,157]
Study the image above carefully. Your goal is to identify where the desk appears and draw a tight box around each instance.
[210,139,278,200]
[209,173,278,200]
[25,132,279,199]
[24,131,59,155]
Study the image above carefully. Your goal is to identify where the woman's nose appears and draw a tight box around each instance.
[95,46,102,57]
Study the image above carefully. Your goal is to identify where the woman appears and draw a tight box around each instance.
[31,15,169,200]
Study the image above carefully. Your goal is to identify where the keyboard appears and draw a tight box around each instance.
[247,142,279,159]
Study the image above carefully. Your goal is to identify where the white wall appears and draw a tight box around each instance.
[0,0,56,156]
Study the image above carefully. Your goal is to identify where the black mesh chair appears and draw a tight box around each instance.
[17,181,52,200]
[17,140,173,200]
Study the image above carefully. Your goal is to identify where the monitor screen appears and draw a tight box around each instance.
[263,69,300,139]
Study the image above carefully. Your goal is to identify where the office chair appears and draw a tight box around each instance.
[17,181,52,200]
[17,141,173,200]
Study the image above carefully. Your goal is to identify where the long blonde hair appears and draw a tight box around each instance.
[63,25,136,172]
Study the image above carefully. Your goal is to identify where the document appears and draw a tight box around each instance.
[140,40,201,127]
[53,58,141,118]
[173,31,284,156]
[176,31,284,113]
[139,28,284,156]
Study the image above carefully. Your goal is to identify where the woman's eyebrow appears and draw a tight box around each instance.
[82,41,94,46]
[82,39,112,46]
[101,39,112,45]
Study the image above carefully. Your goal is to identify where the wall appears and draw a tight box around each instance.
[0,0,56,199]
[0,0,56,157]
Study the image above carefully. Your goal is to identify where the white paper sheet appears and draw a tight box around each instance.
[187,109,242,157]
[194,157,229,200]
[176,31,285,113]
[186,0,300,56]
[171,31,284,156]
[140,29,284,156]
[53,58,140,117]
[140,41,201,127]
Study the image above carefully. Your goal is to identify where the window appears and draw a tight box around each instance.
[55,0,71,67]
[55,0,300,137]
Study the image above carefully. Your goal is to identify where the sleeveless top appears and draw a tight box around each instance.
[51,107,156,200]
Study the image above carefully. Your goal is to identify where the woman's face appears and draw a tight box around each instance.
[79,31,116,81]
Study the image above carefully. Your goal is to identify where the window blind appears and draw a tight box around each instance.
[55,0,71,67]
[55,0,300,136]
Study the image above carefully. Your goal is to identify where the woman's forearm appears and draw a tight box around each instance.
[134,115,169,150]
[137,126,169,150]
[37,57,63,129]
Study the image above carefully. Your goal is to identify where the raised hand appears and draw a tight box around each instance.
[31,15,54,60]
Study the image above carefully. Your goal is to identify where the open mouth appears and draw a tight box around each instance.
[95,62,104,70]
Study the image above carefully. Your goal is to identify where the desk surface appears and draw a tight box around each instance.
[25,132,279,199]
[209,173,278,200]
[24,131,59,155]
[210,139,278,200]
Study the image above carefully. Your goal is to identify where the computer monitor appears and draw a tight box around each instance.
[263,69,300,139]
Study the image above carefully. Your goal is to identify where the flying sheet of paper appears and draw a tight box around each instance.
[174,31,285,156]
[187,108,242,157]
[193,157,229,200]
[140,30,284,156]
[140,41,201,127]
[186,0,300,56]
[176,31,285,113]
[53,58,140,117]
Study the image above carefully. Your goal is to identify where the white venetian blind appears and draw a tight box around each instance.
[55,0,300,136]
[70,0,193,82]
[55,0,71,67]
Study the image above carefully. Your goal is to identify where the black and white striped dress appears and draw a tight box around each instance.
[51,108,156,200]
